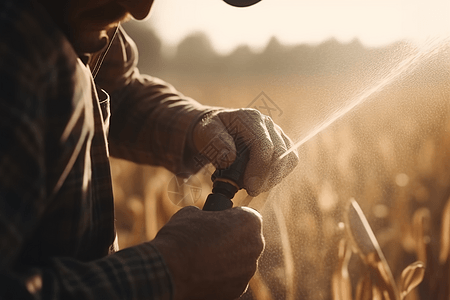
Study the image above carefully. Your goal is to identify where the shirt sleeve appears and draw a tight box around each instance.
[95,26,214,175]
[45,243,173,300]
[0,34,173,300]
[1,243,173,300]
[0,46,173,300]
[0,3,174,297]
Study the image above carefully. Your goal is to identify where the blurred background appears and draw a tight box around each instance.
[111,0,450,299]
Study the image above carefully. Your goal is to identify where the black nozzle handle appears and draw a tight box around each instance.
[202,149,249,211]
[202,193,234,211]
[210,148,249,189]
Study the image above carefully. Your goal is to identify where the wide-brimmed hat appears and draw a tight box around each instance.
[223,0,262,7]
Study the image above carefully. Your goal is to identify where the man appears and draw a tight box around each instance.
[0,0,298,299]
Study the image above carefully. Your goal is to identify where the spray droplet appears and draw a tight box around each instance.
[395,173,409,187]
[373,204,389,219]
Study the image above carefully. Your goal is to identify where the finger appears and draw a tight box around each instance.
[209,131,238,169]
[217,109,273,193]
[255,118,289,193]
[278,130,299,176]
[264,124,298,187]
[193,117,237,169]
[265,117,288,160]
[263,127,299,193]
[243,123,274,196]
[279,130,299,169]
[245,116,291,196]
[252,119,299,195]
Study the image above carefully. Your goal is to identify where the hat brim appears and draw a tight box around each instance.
[223,0,262,7]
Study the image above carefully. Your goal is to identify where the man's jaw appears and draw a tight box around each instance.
[70,29,111,56]
[75,2,130,31]
[69,14,131,56]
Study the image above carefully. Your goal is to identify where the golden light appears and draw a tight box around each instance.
[145,0,450,54]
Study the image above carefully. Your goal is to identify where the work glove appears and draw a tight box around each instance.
[192,108,299,197]
[151,206,264,300]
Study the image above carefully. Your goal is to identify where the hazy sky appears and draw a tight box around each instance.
[143,0,450,54]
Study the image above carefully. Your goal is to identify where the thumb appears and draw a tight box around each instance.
[193,117,237,169]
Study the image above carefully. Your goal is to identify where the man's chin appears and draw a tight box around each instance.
[70,28,113,56]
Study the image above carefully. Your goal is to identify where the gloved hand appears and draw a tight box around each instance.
[151,206,264,300]
[192,108,299,196]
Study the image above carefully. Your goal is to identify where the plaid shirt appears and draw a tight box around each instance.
[0,0,209,298]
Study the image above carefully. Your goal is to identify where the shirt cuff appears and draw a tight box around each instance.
[49,242,174,300]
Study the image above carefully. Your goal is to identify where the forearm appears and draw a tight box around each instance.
[107,72,214,174]
[95,26,215,174]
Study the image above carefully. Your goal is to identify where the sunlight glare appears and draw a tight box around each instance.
[146,0,450,54]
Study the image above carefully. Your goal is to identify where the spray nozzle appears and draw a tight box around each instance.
[202,149,249,211]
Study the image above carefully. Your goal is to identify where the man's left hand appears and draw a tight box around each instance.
[192,108,299,197]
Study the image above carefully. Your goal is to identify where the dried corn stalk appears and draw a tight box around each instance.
[399,261,425,299]
[355,273,373,300]
[336,199,426,300]
[412,208,431,266]
[345,199,400,300]
[439,197,450,265]
[332,239,353,300]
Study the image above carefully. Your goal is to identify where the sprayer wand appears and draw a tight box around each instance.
[202,150,249,211]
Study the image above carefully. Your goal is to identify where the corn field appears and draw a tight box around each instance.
[112,25,450,299]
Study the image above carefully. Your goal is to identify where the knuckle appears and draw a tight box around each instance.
[239,207,263,228]
[231,208,263,241]
[243,221,264,255]
[247,188,260,197]
[173,206,200,220]
[240,107,263,119]
[283,133,295,146]
[247,234,264,260]
[256,234,265,253]
[287,152,300,168]
[181,205,200,213]
[252,139,274,159]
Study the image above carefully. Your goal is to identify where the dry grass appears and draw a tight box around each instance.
[111,42,450,299]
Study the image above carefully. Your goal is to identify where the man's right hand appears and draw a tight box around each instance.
[150,206,264,300]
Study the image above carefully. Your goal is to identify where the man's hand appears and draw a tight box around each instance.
[193,108,299,196]
[151,206,264,300]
